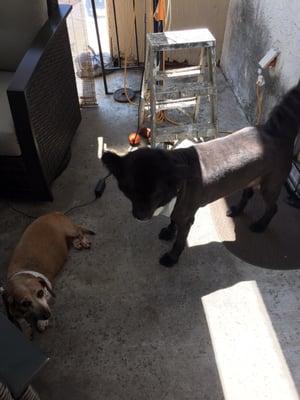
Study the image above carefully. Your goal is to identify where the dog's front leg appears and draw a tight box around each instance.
[159,220,177,241]
[159,217,194,267]
[17,318,33,340]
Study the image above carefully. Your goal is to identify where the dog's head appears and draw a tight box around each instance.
[102,148,194,220]
[4,276,53,322]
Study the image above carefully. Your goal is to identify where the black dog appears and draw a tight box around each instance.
[102,82,300,267]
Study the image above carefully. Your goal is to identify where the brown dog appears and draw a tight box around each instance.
[1,212,94,337]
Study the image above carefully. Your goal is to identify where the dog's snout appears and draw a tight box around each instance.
[132,209,151,221]
[135,214,150,221]
[41,310,51,320]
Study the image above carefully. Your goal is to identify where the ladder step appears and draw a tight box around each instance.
[155,123,216,142]
[156,82,215,101]
[145,97,197,112]
[156,66,202,80]
[147,28,215,51]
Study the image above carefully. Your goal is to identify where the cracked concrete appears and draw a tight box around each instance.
[1,69,300,400]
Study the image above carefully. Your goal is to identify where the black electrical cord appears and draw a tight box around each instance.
[9,173,111,220]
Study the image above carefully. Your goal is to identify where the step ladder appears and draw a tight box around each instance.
[139,28,218,147]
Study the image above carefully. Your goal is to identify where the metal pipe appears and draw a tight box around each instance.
[144,0,147,64]
[91,0,109,94]
[112,0,121,67]
[133,0,140,65]
[90,0,143,96]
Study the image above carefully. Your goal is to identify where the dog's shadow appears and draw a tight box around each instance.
[209,189,300,270]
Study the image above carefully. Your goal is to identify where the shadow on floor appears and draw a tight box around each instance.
[210,188,300,269]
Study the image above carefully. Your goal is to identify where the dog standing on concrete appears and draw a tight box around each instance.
[1,212,94,337]
[102,81,300,267]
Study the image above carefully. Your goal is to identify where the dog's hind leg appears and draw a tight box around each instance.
[226,188,254,217]
[72,231,92,250]
[72,225,95,250]
[159,220,177,241]
[63,221,93,250]
[249,178,281,233]
[249,203,278,233]
[160,217,194,267]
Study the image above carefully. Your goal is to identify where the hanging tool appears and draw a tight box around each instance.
[154,0,166,23]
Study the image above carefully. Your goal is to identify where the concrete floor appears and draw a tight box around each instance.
[1,69,300,399]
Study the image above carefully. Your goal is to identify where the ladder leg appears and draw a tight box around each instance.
[149,48,158,147]
[207,45,218,139]
[138,41,150,129]
[193,47,206,126]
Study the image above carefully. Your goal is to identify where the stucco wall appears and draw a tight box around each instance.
[107,0,229,64]
[221,0,300,124]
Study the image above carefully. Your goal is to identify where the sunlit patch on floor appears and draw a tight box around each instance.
[187,201,235,247]
[202,281,299,400]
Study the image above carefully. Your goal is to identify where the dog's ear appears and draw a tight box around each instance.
[2,291,14,305]
[102,151,123,178]
[1,291,17,324]
[38,278,56,298]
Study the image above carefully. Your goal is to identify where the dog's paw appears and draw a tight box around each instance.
[73,235,91,250]
[249,221,266,233]
[226,206,240,218]
[159,252,178,268]
[20,321,33,340]
[159,226,176,241]
[72,238,82,249]
[36,319,49,332]
[81,236,91,249]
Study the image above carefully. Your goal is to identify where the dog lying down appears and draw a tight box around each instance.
[1,212,94,338]
[102,81,300,267]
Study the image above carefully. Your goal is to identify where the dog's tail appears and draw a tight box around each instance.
[262,80,300,141]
